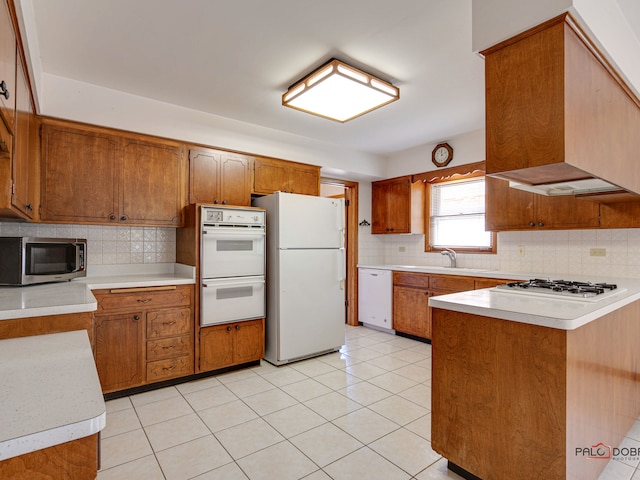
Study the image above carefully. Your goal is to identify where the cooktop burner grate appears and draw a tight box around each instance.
[494,279,623,301]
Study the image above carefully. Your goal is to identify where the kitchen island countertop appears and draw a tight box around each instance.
[358,264,640,330]
[0,330,105,461]
[0,263,196,320]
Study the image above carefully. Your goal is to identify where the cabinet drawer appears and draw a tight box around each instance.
[147,356,193,381]
[146,308,191,339]
[429,275,474,292]
[393,271,429,289]
[147,334,192,361]
[94,285,192,312]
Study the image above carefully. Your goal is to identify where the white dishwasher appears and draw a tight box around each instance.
[358,268,393,332]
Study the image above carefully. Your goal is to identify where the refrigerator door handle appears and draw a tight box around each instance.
[338,248,346,289]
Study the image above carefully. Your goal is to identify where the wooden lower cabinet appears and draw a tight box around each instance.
[0,312,94,344]
[93,284,194,394]
[199,318,264,372]
[392,271,517,340]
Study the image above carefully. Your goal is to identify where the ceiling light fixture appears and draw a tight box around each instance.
[282,59,399,122]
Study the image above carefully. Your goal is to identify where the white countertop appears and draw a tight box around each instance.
[359,264,640,330]
[0,263,196,320]
[0,330,106,461]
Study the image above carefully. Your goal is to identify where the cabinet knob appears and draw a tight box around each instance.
[120,215,128,221]
[235,325,240,330]
[222,200,227,205]
[133,315,140,321]
[529,222,535,227]
[290,190,294,194]
[538,222,544,227]
[109,214,117,220]
[0,80,9,100]
[284,190,288,193]
[214,199,219,204]
[226,326,232,332]
[26,204,33,211]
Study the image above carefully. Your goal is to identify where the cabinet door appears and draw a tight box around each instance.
[393,285,430,338]
[485,177,534,231]
[40,124,119,223]
[11,56,36,218]
[121,139,185,226]
[199,324,234,372]
[288,163,319,196]
[0,0,16,133]
[94,312,145,393]
[189,148,221,204]
[234,319,264,364]
[220,152,251,205]
[534,195,600,229]
[253,157,289,194]
[372,178,412,234]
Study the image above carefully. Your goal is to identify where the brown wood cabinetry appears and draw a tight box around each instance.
[199,318,264,372]
[483,14,640,199]
[485,177,600,231]
[253,156,319,196]
[392,271,517,340]
[189,147,251,206]
[40,119,186,226]
[0,3,37,221]
[93,284,194,394]
[372,176,424,234]
[0,312,94,344]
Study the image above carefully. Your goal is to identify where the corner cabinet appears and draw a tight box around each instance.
[93,284,194,394]
[485,177,600,231]
[252,156,320,196]
[188,147,251,206]
[198,318,264,372]
[40,119,187,226]
[372,176,425,234]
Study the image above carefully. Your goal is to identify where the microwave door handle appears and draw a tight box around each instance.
[75,244,82,272]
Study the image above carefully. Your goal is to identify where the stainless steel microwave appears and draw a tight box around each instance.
[0,237,87,286]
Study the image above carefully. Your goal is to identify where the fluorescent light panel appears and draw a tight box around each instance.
[283,59,399,122]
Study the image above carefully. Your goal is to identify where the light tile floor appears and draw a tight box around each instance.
[97,325,640,480]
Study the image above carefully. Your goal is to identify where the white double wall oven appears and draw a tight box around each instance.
[199,206,266,326]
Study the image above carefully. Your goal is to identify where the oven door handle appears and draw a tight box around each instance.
[202,228,265,239]
[202,278,265,288]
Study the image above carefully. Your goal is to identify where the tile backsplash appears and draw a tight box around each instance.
[360,228,640,279]
[0,222,176,265]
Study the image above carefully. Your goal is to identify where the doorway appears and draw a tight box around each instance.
[320,178,359,326]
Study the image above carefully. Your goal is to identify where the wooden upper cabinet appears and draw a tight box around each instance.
[189,147,251,206]
[485,176,600,231]
[0,0,16,134]
[253,156,319,196]
[40,119,186,226]
[121,139,185,225]
[372,176,424,234]
[483,14,640,197]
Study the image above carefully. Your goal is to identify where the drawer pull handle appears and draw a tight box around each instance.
[163,321,177,326]
[162,345,177,350]
[137,298,152,303]
[162,365,176,371]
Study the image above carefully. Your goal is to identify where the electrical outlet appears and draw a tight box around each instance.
[398,246,406,253]
[518,246,525,257]
[590,248,606,257]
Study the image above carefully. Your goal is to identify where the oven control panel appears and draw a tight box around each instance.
[202,207,265,227]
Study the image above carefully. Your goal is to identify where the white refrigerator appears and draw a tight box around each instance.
[253,192,345,365]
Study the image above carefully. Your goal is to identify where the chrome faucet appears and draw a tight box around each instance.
[441,248,457,268]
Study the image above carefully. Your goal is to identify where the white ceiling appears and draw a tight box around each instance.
[28,0,485,156]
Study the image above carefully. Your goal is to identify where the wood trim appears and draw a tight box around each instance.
[412,161,486,184]
[0,312,94,345]
[321,177,359,327]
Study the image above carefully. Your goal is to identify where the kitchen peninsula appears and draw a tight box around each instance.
[429,283,640,480]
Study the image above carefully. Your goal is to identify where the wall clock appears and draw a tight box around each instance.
[432,143,453,167]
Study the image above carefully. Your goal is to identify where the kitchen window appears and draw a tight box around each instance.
[422,163,496,253]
